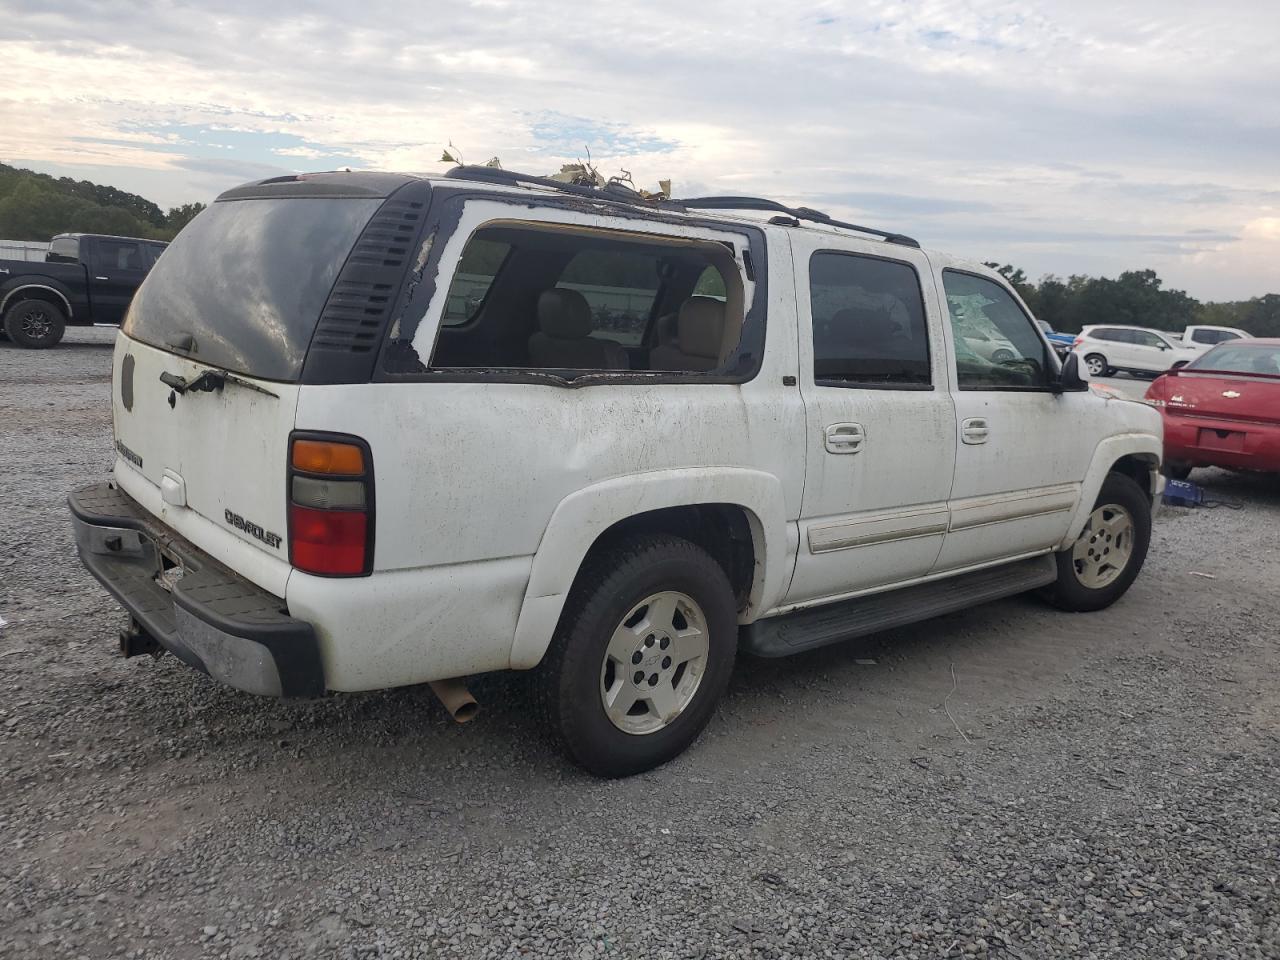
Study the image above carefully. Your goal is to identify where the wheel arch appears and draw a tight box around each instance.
[508,468,791,670]
[1058,435,1161,549]
[0,281,74,319]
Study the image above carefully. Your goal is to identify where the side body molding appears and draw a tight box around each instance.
[508,467,792,669]
[1058,432,1162,549]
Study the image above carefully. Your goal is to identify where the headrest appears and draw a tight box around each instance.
[537,288,593,339]
[677,297,726,359]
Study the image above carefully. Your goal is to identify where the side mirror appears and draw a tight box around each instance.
[1055,352,1089,393]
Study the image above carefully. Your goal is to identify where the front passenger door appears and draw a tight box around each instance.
[934,265,1096,572]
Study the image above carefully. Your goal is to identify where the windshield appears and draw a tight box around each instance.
[1190,343,1280,376]
[124,197,381,381]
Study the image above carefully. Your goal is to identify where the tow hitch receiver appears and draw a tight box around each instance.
[119,620,164,660]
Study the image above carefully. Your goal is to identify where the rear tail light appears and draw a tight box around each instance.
[1073,336,1084,348]
[288,433,373,576]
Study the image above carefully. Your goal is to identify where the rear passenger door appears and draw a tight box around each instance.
[785,235,956,604]
[933,264,1094,570]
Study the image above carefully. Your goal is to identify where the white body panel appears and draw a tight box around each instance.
[1073,326,1199,375]
[100,179,1165,692]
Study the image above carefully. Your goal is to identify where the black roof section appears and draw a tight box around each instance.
[217,171,420,202]
[443,164,920,248]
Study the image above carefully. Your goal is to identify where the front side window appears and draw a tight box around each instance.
[808,252,931,387]
[412,221,749,378]
[944,271,1051,390]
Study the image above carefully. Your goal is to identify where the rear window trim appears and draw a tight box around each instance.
[375,189,769,387]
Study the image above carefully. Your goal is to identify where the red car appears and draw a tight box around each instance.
[1145,338,1280,478]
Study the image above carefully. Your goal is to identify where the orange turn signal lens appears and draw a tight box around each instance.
[291,439,364,476]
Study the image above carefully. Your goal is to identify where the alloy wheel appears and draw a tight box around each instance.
[599,590,709,735]
[1071,503,1134,588]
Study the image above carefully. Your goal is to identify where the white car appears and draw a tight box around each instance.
[1073,325,1200,379]
[70,167,1163,776]
[1178,325,1253,352]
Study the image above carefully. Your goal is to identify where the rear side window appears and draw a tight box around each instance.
[556,248,659,347]
[404,220,750,379]
[96,239,145,272]
[125,197,381,381]
[944,271,1051,390]
[808,252,931,387]
[441,238,509,326]
[46,237,80,264]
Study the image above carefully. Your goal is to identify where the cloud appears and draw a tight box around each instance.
[0,0,1276,299]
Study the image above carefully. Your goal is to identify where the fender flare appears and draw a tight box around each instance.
[1057,432,1161,549]
[0,280,75,319]
[508,467,791,670]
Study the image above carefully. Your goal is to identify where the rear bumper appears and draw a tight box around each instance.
[1163,414,1280,472]
[68,482,325,697]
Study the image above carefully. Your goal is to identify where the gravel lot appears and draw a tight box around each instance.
[2,327,1277,960]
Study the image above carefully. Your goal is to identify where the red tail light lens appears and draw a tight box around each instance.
[288,433,373,577]
[1073,336,1084,348]
[289,505,368,575]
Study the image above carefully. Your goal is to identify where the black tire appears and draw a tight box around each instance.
[535,534,737,778]
[1041,472,1151,613]
[4,300,66,348]
[1162,461,1193,481]
[991,348,1015,363]
[1084,353,1111,378]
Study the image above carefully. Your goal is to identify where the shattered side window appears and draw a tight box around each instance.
[441,238,509,326]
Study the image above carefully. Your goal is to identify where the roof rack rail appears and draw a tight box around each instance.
[442,166,919,248]
[676,196,919,248]
[443,164,666,206]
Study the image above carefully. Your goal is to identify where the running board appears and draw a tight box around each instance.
[741,554,1057,658]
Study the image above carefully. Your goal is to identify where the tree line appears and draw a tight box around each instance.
[985,263,1280,339]
[0,163,204,243]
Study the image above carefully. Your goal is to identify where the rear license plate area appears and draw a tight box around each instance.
[1197,428,1246,452]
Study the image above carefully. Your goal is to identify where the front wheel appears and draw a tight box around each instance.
[1041,472,1151,612]
[3,300,66,348]
[1084,353,1110,377]
[535,535,738,778]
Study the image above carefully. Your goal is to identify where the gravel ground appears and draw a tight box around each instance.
[2,326,1278,960]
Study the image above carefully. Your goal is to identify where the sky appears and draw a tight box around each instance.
[1,0,1277,301]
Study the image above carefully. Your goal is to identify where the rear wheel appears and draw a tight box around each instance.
[535,535,737,778]
[1162,461,1193,481]
[3,300,66,348]
[1084,353,1110,377]
[1041,473,1151,612]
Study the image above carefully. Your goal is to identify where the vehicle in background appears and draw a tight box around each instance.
[0,233,167,348]
[1145,339,1280,479]
[1176,325,1253,352]
[69,167,1163,777]
[1036,319,1075,358]
[946,293,1023,362]
[1072,325,1200,379]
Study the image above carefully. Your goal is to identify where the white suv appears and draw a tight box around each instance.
[70,167,1164,776]
[1073,325,1199,378]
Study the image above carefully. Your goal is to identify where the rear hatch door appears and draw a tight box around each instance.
[111,193,386,592]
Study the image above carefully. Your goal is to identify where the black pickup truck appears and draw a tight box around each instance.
[0,233,168,348]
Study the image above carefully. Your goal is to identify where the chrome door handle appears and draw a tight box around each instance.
[824,422,866,454]
[961,418,989,444]
[95,276,109,281]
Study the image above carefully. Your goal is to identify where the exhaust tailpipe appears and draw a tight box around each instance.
[429,679,479,723]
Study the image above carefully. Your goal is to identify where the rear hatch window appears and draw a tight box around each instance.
[124,198,382,381]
